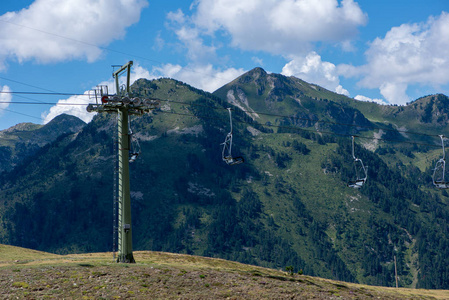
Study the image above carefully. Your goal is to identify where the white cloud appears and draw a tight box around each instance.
[154,63,183,79]
[379,82,409,105]
[0,85,12,113]
[166,9,217,64]
[130,64,154,84]
[152,63,245,92]
[354,95,387,105]
[335,85,350,96]
[251,57,264,66]
[282,51,350,96]
[191,0,367,56]
[0,0,148,68]
[167,8,187,24]
[153,32,165,51]
[42,92,93,124]
[42,63,155,124]
[164,1,367,89]
[341,12,449,105]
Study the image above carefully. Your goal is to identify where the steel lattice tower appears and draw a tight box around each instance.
[87,61,160,263]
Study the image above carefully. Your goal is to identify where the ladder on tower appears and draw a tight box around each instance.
[112,113,119,260]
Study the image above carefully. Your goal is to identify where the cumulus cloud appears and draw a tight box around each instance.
[252,57,264,66]
[191,0,367,56]
[130,64,154,84]
[340,12,449,105]
[42,63,155,124]
[354,95,387,105]
[152,63,245,92]
[0,0,148,68]
[166,9,218,64]
[42,92,93,124]
[379,82,409,105]
[282,51,350,96]
[162,1,366,95]
[0,85,12,114]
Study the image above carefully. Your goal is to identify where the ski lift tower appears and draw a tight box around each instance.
[87,61,160,263]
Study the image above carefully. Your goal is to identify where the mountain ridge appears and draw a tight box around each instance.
[0,114,86,172]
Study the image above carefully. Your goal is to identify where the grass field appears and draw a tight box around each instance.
[1,244,448,299]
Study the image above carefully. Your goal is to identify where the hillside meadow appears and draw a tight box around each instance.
[0,244,448,299]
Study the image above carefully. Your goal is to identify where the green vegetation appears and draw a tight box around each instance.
[0,114,85,173]
[1,245,448,299]
[1,68,449,290]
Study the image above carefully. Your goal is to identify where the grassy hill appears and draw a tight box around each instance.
[1,244,448,299]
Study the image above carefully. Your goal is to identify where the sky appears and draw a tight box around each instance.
[0,0,448,130]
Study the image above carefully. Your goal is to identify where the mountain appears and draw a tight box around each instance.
[351,93,449,134]
[0,114,86,172]
[1,69,449,289]
[214,67,449,139]
[214,67,373,136]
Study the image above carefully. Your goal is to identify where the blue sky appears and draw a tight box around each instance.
[0,0,448,130]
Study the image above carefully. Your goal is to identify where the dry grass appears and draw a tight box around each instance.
[0,245,448,299]
[0,244,61,263]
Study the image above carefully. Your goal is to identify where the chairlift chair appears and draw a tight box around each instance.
[433,135,449,189]
[347,136,367,189]
[128,120,141,163]
[221,108,244,165]
[129,152,139,163]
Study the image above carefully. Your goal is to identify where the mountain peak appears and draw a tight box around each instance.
[45,113,85,128]
[227,67,269,87]
[35,114,86,140]
[248,67,268,75]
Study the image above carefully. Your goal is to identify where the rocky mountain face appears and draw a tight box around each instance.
[1,69,449,289]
